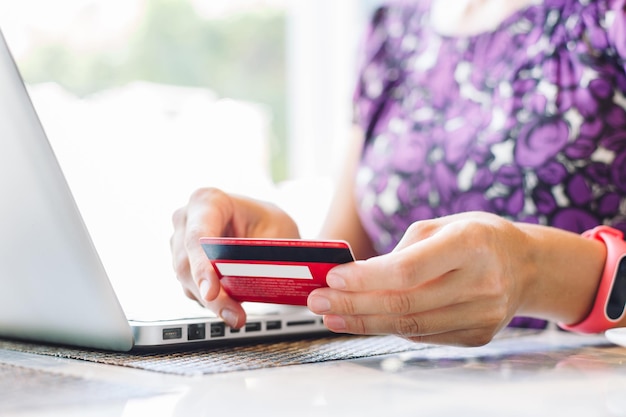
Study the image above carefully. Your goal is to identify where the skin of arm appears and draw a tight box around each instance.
[308,128,615,346]
[317,126,378,260]
[309,210,609,346]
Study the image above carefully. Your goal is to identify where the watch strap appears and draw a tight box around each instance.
[559,226,626,333]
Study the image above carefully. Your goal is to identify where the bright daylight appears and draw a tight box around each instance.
[0,0,356,309]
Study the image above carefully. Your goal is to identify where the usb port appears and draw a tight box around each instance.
[245,322,262,332]
[266,320,282,330]
[187,323,206,341]
[162,327,182,340]
[210,322,225,338]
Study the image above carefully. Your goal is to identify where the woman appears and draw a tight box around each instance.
[170,0,626,346]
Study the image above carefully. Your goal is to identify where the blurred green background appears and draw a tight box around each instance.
[17,0,288,180]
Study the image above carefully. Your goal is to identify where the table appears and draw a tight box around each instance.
[2,329,625,417]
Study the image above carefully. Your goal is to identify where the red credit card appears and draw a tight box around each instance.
[200,238,354,305]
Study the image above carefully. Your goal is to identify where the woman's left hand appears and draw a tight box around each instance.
[307,212,535,346]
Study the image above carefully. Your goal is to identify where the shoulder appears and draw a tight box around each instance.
[358,0,430,70]
[603,0,626,61]
[540,0,626,74]
[363,0,428,41]
[353,1,427,136]
[572,0,625,57]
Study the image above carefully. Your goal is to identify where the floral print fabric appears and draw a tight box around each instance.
[354,0,626,256]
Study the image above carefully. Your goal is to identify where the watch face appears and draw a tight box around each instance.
[607,256,626,321]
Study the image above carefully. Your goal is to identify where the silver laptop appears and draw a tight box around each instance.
[0,29,328,352]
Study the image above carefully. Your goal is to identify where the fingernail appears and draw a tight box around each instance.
[309,295,331,313]
[199,280,210,300]
[220,308,239,327]
[326,273,346,289]
[324,315,346,332]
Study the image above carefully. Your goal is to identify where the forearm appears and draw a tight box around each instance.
[515,222,606,326]
[318,126,378,260]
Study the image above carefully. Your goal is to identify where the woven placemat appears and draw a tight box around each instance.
[0,335,432,376]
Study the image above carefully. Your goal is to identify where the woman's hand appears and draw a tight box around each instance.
[308,212,537,346]
[170,187,300,328]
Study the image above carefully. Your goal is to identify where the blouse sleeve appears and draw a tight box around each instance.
[578,1,626,97]
[588,0,626,76]
[352,6,397,138]
[607,0,626,72]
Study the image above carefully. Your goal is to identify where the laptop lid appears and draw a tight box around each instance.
[0,30,134,351]
[0,29,330,352]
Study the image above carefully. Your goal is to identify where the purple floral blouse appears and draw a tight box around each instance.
[352,0,626,328]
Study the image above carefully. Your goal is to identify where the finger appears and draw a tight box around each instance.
[391,213,491,252]
[185,188,235,238]
[392,219,441,252]
[171,206,220,302]
[326,230,471,292]
[310,269,481,316]
[322,300,505,341]
[183,190,235,301]
[204,286,247,329]
[312,263,509,317]
[181,275,247,328]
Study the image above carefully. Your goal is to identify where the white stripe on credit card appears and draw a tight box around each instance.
[215,262,313,279]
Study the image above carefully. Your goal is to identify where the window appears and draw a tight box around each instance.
[0,0,377,308]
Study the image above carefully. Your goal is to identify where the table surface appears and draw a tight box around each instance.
[2,329,625,417]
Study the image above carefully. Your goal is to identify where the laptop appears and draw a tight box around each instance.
[0,29,330,352]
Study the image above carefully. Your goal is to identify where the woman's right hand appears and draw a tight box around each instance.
[170,187,300,328]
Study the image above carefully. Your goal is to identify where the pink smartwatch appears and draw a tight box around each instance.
[560,225,626,333]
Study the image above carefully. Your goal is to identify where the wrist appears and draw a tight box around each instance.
[514,223,605,325]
